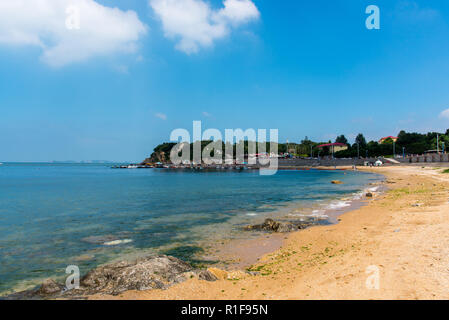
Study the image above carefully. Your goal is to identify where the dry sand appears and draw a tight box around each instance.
[92,166,449,300]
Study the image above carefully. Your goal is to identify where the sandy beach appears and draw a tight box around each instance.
[91,166,449,300]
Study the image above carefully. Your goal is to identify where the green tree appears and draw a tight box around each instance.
[335,135,348,145]
[355,133,367,147]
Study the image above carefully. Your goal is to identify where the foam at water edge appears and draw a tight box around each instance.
[325,201,351,210]
[103,239,133,246]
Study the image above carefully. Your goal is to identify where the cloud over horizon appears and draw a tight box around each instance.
[394,0,440,25]
[439,108,449,120]
[155,112,167,120]
[0,0,147,67]
[149,0,260,54]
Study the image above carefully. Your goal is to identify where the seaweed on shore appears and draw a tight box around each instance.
[161,245,219,268]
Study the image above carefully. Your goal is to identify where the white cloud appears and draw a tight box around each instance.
[149,0,259,54]
[0,0,147,67]
[439,108,449,119]
[202,111,212,117]
[113,65,129,74]
[155,112,167,120]
[218,0,260,24]
[395,1,440,23]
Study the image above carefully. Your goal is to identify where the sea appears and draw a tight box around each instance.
[0,162,383,295]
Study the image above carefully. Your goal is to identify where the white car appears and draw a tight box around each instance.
[374,160,383,166]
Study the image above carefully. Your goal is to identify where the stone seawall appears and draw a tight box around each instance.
[398,154,449,164]
[273,155,449,167]
[276,158,372,167]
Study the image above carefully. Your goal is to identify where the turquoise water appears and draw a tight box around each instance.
[0,163,382,294]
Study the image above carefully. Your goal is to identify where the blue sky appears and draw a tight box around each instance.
[1,0,449,162]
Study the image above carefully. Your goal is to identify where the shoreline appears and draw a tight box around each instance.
[91,165,449,300]
[200,171,385,271]
[2,168,382,297]
[1,167,380,298]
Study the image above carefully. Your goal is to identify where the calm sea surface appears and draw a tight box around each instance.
[0,163,382,294]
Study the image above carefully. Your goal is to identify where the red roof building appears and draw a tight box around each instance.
[317,142,348,153]
[379,136,398,144]
[317,143,347,148]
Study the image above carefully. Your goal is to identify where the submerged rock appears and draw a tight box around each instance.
[331,180,343,184]
[81,235,118,244]
[102,239,133,246]
[73,254,95,262]
[244,218,308,233]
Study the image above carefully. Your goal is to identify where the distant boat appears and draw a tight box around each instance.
[127,165,138,169]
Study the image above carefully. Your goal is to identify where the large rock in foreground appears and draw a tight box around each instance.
[80,255,195,295]
[36,279,64,295]
[7,255,217,299]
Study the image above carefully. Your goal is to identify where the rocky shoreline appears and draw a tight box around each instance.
[244,217,319,233]
[4,255,218,300]
[3,177,382,300]
[4,215,324,300]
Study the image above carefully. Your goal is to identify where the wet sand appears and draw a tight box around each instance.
[203,233,288,271]
[92,166,449,300]
[200,180,381,271]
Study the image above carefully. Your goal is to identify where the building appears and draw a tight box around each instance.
[317,143,348,153]
[379,136,398,144]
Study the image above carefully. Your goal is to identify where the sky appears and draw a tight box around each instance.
[1,0,449,162]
